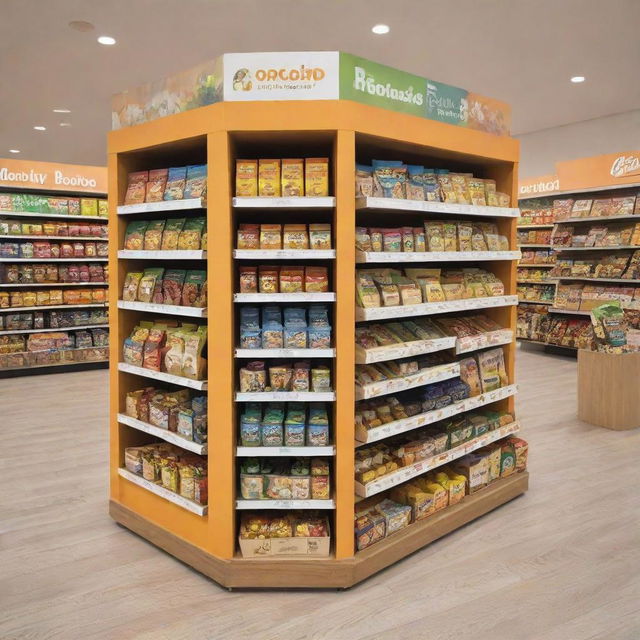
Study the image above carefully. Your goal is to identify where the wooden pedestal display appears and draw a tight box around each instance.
[578,350,640,430]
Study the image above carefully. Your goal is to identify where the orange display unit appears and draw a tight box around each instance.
[108,100,527,588]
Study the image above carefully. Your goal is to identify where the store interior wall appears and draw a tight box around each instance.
[517,109,640,177]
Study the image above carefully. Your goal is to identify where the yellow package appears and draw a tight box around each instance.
[283,224,309,250]
[443,222,457,251]
[236,160,258,197]
[281,159,304,197]
[451,173,470,205]
[260,224,282,250]
[391,484,435,521]
[258,159,281,197]
[305,157,329,197]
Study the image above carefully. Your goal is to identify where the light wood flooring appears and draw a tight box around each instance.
[1,347,639,640]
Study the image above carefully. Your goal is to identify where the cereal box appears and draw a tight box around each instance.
[281,158,304,197]
[80,198,98,216]
[305,158,329,197]
[236,160,258,197]
[258,159,281,197]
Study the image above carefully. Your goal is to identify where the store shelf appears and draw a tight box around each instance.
[0,303,106,313]
[117,362,208,390]
[0,212,107,221]
[118,468,207,515]
[236,499,335,509]
[235,348,335,358]
[519,244,552,248]
[0,257,108,262]
[355,196,519,218]
[516,224,554,229]
[356,384,518,445]
[232,196,335,209]
[548,308,591,316]
[552,276,640,284]
[234,249,335,260]
[0,358,108,373]
[355,250,520,263]
[234,292,336,303]
[355,421,520,497]
[117,300,207,317]
[517,279,555,284]
[517,299,553,306]
[235,391,336,402]
[518,263,555,268]
[0,235,107,241]
[455,330,514,355]
[552,245,638,252]
[355,362,460,401]
[0,323,108,336]
[117,413,206,454]
[118,249,207,260]
[557,214,640,224]
[236,446,335,457]
[355,336,456,364]
[0,282,108,287]
[117,198,204,215]
[355,295,518,321]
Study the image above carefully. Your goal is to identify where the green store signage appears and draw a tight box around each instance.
[426,80,468,126]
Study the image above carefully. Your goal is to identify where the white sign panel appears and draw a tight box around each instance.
[223,52,339,101]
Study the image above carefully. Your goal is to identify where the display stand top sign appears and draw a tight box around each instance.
[111,51,511,138]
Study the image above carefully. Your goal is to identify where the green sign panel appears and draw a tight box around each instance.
[339,53,426,117]
[426,80,468,127]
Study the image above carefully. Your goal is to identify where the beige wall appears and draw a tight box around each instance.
[517,109,640,178]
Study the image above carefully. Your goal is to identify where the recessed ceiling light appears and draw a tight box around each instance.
[9,149,20,154]
[371,24,390,34]
[97,36,116,45]
[570,76,585,83]
[69,20,95,32]
[59,123,72,127]
[33,126,46,131]
[53,108,71,114]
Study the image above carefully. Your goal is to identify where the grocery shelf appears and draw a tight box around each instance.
[0,282,108,287]
[117,413,207,454]
[517,299,553,305]
[234,249,335,260]
[232,196,336,209]
[455,330,514,355]
[518,263,555,268]
[235,348,335,358]
[557,214,640,224]
[118,468,207,515]
[0,358,108,373]
[552,276,640,284]
[355,196,519,218]
[0,303,106,313]
[516,224,554,229]
[516,279,555,284]
[552,245,638,251]
[0,211,107,221]
[548,308,591,316]
[234,292,336,303]
[355,250,520,263]
[0,235,107,241]
[355,295,518,321]
[355,336,456,364]
[0,257,108,262]
[236,446,335,457]
[235,391,336,402]
[356,384,518,445]
[519,244,552,248]
[117,300,207,318]
[117,249,207,260]
[236,499,335,509]
[0,323,108,336]
[117,198,204,215]
[117,362,208,390]
[355,362,460,401]
[355,421,520,497]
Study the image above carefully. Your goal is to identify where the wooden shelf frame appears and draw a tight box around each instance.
[108,98,522,588]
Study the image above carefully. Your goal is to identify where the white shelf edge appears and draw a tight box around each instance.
[516,224,554,229]
[118,468,207,515]
[454,330,514,355]
[355,336,456,364]
[0,282,108,288]
[0,303,107,313]
[235,391,336,402]
[234,292,336,303]
[355,383,518,445]
[0,235,108,241]
[0,212,107,221]
[232,197,336,209]
[117,198,204,215]
[518,299,553,306]
[0,323,108,336]
[552,276,640,284]
[236,446,335,457]
[117,362,208,390]
[117,413,206,454]
[518,263,555,268]
[556,214,640,223]
[0,258,108,263]
[355,250,520,263]
[355,295,518,321]
[235,499,335,509]
[355,196,519,218]
[516,280,555,284]
[355,421,520,498]
[518,244,552,248]
[233,249,335,259]
[235,348,335,358]
[117,250,207,260]
[117,300,207,317]
[552,245,639,252]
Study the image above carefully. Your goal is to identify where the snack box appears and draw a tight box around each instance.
[238,522,330,558]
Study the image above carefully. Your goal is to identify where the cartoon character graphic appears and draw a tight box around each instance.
[233,68,252,91]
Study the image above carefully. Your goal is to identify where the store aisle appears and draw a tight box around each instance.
[1,349,639,640]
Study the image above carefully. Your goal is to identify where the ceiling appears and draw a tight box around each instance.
[1,0,639,166]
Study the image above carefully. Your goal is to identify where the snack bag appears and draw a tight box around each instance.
[143,220,166,251]
[237,223,260,250]
[163,167,187,200]
[124,221,148,250]
[372,160,406,199]
[236,160,258,197]
[182,326,208,379]
[260,224,282,250]
[239,266,258,293]
[281,158,304,196]
[283,224,308,250]
[305,266,329,292]
[123,324,151,366]
[355,164,374,197]
[145,168,168,202]
[305,157,329,197]
[160,218,185,250]
[458,356,482,396]
[406,165,425,200]
[182,270,206,307]
[177,217,205,250]
[476,348,508,392]
[162,269,187,306]
[122,272,143,302]
[259,159,281,197]
[143,326,167,371]
[137,268,164,303]
[184,165,207,199]
[423,170,440,201]
[436,170,456,203]
[309,223,332,250]
[124,171,148,205]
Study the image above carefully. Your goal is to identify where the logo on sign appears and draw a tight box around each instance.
[353,66,424,106]
[610,154,640,178]
[233,64,327,91]
[518,178,560,196]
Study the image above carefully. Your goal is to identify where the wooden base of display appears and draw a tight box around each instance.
[578,350,640,430]
[110,473,528,589]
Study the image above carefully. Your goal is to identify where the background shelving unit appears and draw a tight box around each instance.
[0,178,109,377]
[108,99,527,589]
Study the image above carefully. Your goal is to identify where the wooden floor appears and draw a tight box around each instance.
[1,346,639,640]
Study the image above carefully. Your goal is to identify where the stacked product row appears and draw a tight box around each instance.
[0,193,107,217]
[124,165,207,204]
[124,218,206,251]
[235,158,329,198]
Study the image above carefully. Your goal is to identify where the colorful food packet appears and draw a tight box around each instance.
[355,164,374,197]
[143,220,166,251]
[143,326,167,371]
[162,269,187,306]
[183,165,207,199]
[123,323,152,366]
[163,167,187,200]
[372,160,407,198]
[177,217,205,250]
[237,223,260,250]
[260,223,282,250]
[259,266,279,293]
[235,160,258,197]
[124,220,148,250]
[239,266,258,293]
[436,170,456,203]
[145,169,168,202]
[259,159,281,197]
[124,171,148,205]
[283,224,308,250]
[406,165,425,200]
[305,266,329,292]
[281,158,304,196]
[182,325,208,379]
[137,268,164,303]
[305,157,329,197]
[182,270,207,307]
[309,223,332,250]
[160,218,186,250]
[122,272,143,301]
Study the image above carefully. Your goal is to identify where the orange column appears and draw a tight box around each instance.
[206,130,236,558]
[334,129,356,558]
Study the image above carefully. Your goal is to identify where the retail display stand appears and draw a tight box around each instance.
[108,99,527,588]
